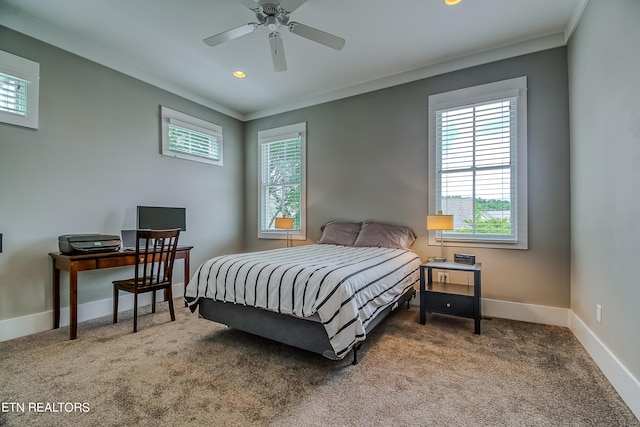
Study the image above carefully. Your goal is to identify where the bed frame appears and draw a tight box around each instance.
[197,287,416,364]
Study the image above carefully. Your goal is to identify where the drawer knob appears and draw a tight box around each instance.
[446,302,451,307]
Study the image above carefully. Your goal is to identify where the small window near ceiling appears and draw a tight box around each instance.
[160,106,223,166]
[258,122,307,241]
[0,50,40,129]
[428,76,528,249]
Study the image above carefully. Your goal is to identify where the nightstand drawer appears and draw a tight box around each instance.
[425,292,474,318]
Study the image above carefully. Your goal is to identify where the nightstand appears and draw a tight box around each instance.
[419,261,482,334]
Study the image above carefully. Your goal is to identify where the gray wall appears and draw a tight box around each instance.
[244,48,571,308]
[568,0,640,381]
[0,27,245,320]
[0,27,574,332]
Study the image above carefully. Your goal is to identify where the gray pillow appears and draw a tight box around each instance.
[353,221,416,250]
[318,221,362,246]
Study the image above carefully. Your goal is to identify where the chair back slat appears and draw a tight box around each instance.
[134,229,180,289]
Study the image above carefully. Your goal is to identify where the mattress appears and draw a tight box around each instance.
[185,244,421,359]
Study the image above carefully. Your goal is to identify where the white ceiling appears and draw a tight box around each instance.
[0,0,587,121]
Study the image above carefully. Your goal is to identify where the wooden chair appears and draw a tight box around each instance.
[113,229,180,332]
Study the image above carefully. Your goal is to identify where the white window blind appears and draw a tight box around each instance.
[437,98,517,240]
[168,119,220,161]
[0,71,28,117]
[160,106,222,166]
[258,122,306,240]
[0,50,39,129]
[429,77,528,249]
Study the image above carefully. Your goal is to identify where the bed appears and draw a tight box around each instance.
[184,220,421,363]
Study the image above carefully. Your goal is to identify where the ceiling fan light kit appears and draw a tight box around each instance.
[204,0,346,72]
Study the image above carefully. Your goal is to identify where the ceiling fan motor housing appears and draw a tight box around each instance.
[261,4,280,15]
[258,3,289,30]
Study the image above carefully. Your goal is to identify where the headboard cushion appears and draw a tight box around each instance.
[318,221,362,246]
[353,221,416,250]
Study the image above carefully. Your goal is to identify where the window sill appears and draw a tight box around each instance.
[428,237,528,250]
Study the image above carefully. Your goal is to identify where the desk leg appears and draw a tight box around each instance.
[69,264,78,340]
[53,266,61,329]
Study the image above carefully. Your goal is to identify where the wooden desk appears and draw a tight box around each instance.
[49,246,193,340]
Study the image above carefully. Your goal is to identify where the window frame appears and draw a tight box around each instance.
[257,122,307,241]
[160,106,223,166]
[428,76,528,250]
[0,50,39,130]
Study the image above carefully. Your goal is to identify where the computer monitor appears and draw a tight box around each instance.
[136,206,186,231]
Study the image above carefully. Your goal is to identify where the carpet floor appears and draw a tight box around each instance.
[1,300,637,426]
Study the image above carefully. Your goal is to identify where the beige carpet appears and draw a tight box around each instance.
[1,300,637,427]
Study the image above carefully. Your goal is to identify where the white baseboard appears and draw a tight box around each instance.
[0,283,184,342]
[481,298,570,327]
[569,311,640,420]
[0,310,54,343]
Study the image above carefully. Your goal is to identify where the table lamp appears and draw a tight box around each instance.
[427,210,454,262]
[275,217,294,247]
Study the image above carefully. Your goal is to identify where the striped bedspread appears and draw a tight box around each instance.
[185,244,421,359]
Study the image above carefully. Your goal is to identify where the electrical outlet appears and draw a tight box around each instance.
[596,304,602,324]
[438,272,449,283]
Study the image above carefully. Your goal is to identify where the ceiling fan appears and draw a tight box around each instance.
[203,0,346,72]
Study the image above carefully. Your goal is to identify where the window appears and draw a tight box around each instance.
[160,106,223,166]
[258,122,306,240]
[0,50,39,129]
[428,77,528,249]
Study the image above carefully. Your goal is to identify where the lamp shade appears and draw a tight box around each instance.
[275,217,294,230]
[426,211,454,231]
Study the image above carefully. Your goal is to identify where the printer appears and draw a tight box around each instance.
[58,234,121,254]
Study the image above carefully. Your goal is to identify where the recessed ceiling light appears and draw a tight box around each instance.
[233,70,246,79]
[445,0,462,5]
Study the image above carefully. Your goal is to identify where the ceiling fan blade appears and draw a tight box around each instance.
[288,22,345,50]
[203,23,259,47]
[279,0,308,13]
[269,32,287,72]
[236,0,261,11]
